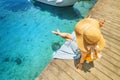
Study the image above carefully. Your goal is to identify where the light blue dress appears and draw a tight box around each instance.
[53,32,81,59]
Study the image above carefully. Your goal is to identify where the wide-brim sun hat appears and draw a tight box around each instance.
[75,18,105,52]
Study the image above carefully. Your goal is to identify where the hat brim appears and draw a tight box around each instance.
[97,35,105,51]
[76,32,87,52]
[76,32,105,52]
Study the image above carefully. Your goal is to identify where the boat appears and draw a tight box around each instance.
[33,0,78,7]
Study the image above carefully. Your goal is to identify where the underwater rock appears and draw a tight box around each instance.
[23,23,27,26]
[41,40,44,42]
[51,42,61,51]
[6,31,9,34]
[45,35,47,37]
[0,15,6,20]
[0,37,2,41]
[27,39,30,42]
[4,57,10,62]
[15,58,22,65]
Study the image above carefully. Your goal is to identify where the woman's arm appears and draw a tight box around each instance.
[52,29,73,40]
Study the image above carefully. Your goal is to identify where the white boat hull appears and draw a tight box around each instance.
[34,0,78,7]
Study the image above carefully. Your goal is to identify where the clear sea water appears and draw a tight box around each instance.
[0,0,97,80]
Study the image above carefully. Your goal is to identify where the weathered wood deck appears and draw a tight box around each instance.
[36,0,120,80]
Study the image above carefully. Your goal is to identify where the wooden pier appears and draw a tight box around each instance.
[36,0,120,80]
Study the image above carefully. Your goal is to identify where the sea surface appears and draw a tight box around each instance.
[0,0,97,80]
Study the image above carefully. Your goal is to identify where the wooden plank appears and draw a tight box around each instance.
[89,12,120,29]
[93,11,120,27]
[103,48,120,62]
[94,61,120,80]
[50,61,73,80]
[64,60,100,80]
[39,60,74,80]
[90,67,112,80]
[105,41,120,55]
[95,2,120,14]
[99,5,120,16]
[102,34,120,47]
[53,59,86,80]
[102,29,120,42]
[106,45,120,56]
[97,57,120,76]
[38,69,58,80]
[103,27,120,38]
[42,69,58,80]
[101,32,120,56]
[37,64,59,80]
[104,43,120,57]
[104,38,120,51]
[102,50,120,68]
[90,14,120,30]
[105,22,120,31]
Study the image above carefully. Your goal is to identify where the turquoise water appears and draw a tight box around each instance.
[0,0,97,80]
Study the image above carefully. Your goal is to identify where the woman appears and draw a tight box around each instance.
[52,18,105,71]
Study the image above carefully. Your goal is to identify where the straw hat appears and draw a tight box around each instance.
[75,18,105,52]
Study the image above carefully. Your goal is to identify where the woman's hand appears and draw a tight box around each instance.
[52,29,60,35]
